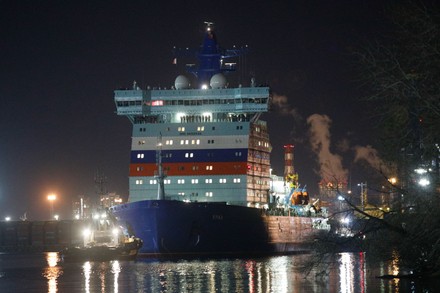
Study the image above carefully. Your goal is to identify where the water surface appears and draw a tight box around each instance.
[0,252,437,292]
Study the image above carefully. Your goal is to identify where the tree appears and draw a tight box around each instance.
[310,1,440,278]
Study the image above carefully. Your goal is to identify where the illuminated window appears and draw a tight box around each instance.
[180,140,184,145]
[197,126,205,131]
[136,166,143,171]
[151,100,163,106]
[206,165,213,170]
[149,179,157,184]
[191,179,199,184]
[205,178,212,184]
[137,153,144,159]
[185,153,194,158]
[138,140,146,145]
[235,152,242,157]
[233,178,241,183]
[185,140,189,145]
[135,180,143,185]
[164,179,171,184]
[166,140,173,145]
[178,127,185,132]
[178,179,185,184]
[219,178,226,183]
[205,192,213,197]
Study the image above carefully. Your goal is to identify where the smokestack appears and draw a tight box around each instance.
[284,144,295,177]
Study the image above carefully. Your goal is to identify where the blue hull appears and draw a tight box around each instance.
[110,200,273,255]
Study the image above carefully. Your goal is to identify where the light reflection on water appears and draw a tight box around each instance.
[0,252,439,292]
[42,252,62,293]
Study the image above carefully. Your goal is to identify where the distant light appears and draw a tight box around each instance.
[83,228,91,237]
[418,178,430,187]
[47,194,56,201]
[112,228,119,236]
[54,214,59,221]
[5,216,11,221]
[341,217,350,224]
[201,84,209,90]
[337,195,344,201]
[75,214,80,220]
[415,168,427,175]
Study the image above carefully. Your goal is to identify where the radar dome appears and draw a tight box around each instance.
[210,73,227,89]
[175,75,190,89]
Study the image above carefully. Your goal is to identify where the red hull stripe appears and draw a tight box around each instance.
[129,162,248,176]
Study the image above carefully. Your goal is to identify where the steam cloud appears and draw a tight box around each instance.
[307,114,348,183]
[354,145,392,175]
[271,94,300,118]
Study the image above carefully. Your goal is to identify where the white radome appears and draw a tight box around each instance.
[175,75,190,89]
[210,73,226,89]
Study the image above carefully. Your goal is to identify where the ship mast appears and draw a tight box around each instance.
[155,134,166,200]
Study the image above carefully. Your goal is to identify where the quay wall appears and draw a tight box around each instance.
[0,220,86,252]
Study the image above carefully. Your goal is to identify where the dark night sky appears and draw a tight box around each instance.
[0,0,394,220]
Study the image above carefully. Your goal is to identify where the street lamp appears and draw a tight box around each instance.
[47,194,56,219]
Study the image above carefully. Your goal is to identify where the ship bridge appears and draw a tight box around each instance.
[114,86,269,123]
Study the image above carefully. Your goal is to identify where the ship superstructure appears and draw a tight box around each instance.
[114,24,271,207]
[110,23,329,255]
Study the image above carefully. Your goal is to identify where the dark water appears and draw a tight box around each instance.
[0,252,438,292]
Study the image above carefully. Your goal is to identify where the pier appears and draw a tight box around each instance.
[0,220,85,252]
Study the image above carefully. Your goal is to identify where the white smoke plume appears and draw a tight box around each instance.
[354,145,392,175]
[271,93,300,118]
[307,114,348,184]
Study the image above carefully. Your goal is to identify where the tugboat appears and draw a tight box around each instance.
[61,209,142,262]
